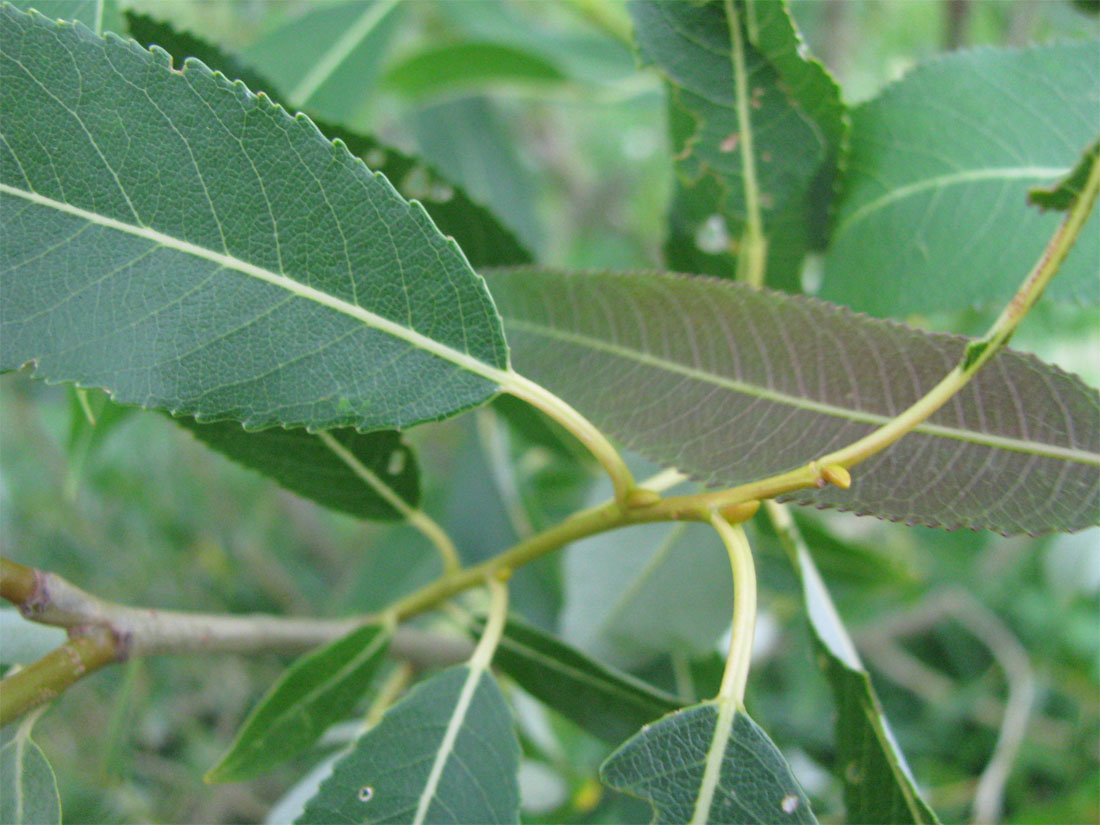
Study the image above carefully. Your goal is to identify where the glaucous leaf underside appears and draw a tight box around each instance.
[0,8,508,434]
[486,267,1100,535]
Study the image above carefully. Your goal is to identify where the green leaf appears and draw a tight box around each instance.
[561,521,734,669]
[468,614,681,745]
[789,533,939,823]
[822,41,1100,315]
[297,665,520,824]
[485,267,1100,535]
[0,711,61,825]
[0,610,66,666]
[241,0,403,124]
[1,8,509,433]
[382,41,567,100]
[206,622,389,783]
[632,0,844,287]
[1029,138,1100,211]
[601,703,816,824]
[178,420,417,520]
[123,12,531,270]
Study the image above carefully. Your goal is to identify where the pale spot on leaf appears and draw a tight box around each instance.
[781,793,800,814]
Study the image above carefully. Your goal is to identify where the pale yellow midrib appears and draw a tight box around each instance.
[691,700,737,825]
[504,317,1100,467]
[1,183,511,387]
[412,667,482,825]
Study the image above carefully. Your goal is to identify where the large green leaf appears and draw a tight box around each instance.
[822,41,1100,315]
[1,8,509,433]
[297,665,520,824]
[467,614,681,745]
[778,515,939,823]
[206,622,389,783]
[601,703,816,824]
[177,421,418,520]
[0,711,61,825]
[123,11,531,270]
[382,41,567,100]
[632,0,844,287]
[485,267,1100,535]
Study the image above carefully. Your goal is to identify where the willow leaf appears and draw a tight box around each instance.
[1029,138,1100,212]
[123,11,531,269]
[297,665,520,825]
[206,623,389,783]
[601,703,816,824]
[0,711,61,825]
[485,267,1100,535]
[822,41,1100,315]
[1,8,509,433]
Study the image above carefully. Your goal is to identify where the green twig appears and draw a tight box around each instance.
[709,513,756,707]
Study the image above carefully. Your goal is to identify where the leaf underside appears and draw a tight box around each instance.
[601,703,816,825]
[0,7,507,434]
[297,665,520,825]
[486,267,1100,535]
[823,40,1100,315]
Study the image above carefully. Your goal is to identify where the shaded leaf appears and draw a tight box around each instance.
[468,614,681,745]
[123,12,530,271]
[382,41,567,99]
[178,420,417,521]
[822,41,1100,315]
[0,610,67,667]
[1029,138,1100,211]
[206,622,389,783]
[0,711,61,824]
[242,0,403,124]
[632,0,844,287]
[485,267,1100,535]
[787,529,939,823]
[297,665,520,824]
[601,703,816,824]
[1,8,509,433]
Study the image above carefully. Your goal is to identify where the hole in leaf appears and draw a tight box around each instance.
[358,786,374,802]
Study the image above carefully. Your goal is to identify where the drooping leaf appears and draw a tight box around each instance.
[178,420,417,520]
[1,8,509,433]
[382,41,567,100]
[785,525,939,823]
[1029,138,1100,212]
[601,703,816,824]
[0,711,61,825]
[297,665,520,825]
[561,521,734,669]
[124,10,530,270]
[631,0,845,287]
[206,622,389,783]
[241,0,403,124]
[822,41,1100,315]
[485,267,1100,535]
[466,614,681,745]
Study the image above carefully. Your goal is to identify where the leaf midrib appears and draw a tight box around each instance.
[1,183,512,388]
[504,317,1100,466]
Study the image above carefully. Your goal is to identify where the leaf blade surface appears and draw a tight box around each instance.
[485,267,1100,534]
[0,8,508,433]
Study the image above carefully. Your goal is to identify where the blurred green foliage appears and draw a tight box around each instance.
[1,0,1097,823]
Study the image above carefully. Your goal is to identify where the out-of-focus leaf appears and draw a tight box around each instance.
[0,610,67,666]
[561,521,734,669]
[632,0,845,288]
[786,525,939,823]
[382,41,566,99]
[466,614,680,744]
[601,703,816,824]
[1029,139,1100,211]
[485,267,1100,535]
[242,0,403,124]
[0,711,61,824]
[5,0,119,32]
[123,11,531,271]
[179,419,417,520]
[205,623,389,783]
[413,96,541,254]
[297,665,520,824]
[822,41,1100,315]
[1,8,509,432]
